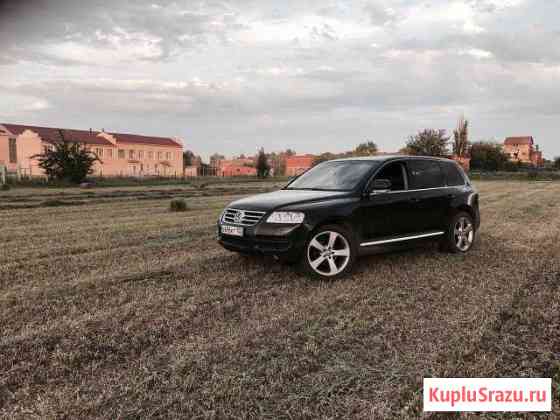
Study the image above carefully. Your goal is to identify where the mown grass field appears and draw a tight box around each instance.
[1,180,559,419]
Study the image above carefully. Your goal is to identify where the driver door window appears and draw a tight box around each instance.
[373,162,407,191]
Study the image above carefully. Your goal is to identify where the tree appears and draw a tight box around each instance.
[285,148,296,156]
[183,150,196,167]
[32,130,100,183]
[256,147,270,178]
[453,116,469,157]
[469,141,510,171]
[353,141,378,156]
[312,152,338,166]
[267,151,283,176]
[405,129,449,157]
[209,153,225,167]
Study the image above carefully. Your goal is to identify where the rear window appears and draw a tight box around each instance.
[442,161,465,186]
[407,160,445,189]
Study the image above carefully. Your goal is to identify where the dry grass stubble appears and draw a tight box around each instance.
[0,181,559,418]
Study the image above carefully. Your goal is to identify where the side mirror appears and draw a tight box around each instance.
[371,179,392,193]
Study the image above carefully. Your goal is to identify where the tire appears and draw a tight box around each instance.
[440,211,476,253]
[301,224,357,279]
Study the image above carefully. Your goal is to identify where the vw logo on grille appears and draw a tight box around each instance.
[233,210,244,224]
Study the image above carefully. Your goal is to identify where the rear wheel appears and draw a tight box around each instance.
[441,211,476,253]
[302,225,357,279]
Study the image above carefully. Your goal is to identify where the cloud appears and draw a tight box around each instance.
[1,0,560,159]
[363,1,399,26]
[0,0,248,64]
[467,0,525,13]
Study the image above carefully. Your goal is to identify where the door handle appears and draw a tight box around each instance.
[409,197,421,203]
[447,194,456,199]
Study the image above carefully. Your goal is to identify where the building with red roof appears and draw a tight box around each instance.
[216,158,257,177]
[503,136,543,166]
[0,123,184,177]
[285,154,314,176]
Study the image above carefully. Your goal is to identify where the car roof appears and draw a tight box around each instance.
[330,155,454,163]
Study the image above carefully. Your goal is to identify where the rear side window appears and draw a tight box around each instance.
[441,161,465,186]
[407,160,445,189]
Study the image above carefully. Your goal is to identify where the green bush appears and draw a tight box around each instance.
[1,184,10,191]
[170,198,188,212]
[32,130,100,184]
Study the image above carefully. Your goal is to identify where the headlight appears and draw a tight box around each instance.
[266,211,305,224]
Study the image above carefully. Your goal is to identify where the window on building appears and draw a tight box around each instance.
[8,138,17,163]
[138,150,144,159]
[95,148,103,157]
[129,150,135,159]
[166,152,171,160]
[407,160,445,190]
[106,148,113,158]
[148,151,154,160]
[118,149,125,159]
[158,152,163,160]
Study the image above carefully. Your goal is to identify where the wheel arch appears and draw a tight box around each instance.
[448,204,477,230]
[308,217,356,239]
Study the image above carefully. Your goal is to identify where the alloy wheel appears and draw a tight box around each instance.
[454,216,474,252]
[307,230,351,277]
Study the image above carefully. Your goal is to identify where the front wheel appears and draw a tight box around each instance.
[441,211,476,253]
[302,225,357,279]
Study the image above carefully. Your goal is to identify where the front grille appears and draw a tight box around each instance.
[222,208,266,226]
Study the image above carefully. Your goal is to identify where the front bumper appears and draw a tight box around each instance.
[217,221,309,261]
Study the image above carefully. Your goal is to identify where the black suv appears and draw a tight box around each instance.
[218,156,480,279]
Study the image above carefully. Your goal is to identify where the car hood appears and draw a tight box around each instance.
[227,189,352,212]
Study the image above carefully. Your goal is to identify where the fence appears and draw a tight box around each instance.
[0,166,36,184]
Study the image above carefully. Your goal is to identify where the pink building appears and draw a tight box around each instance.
[285,154,314,176]
[504,136,544,167]
[184,166,199,177]
[217,158,257,177]
[0,123,184,177]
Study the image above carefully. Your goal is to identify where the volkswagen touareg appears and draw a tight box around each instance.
[217,156,480,279]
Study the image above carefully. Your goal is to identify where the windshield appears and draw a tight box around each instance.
[286,160,380,191]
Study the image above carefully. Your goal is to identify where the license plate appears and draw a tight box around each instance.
[221,224,244,237]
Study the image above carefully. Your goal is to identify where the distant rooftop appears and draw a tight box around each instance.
[504,136,534,146]
[1,123,182,148]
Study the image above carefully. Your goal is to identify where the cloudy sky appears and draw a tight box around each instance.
[1,0,559,159]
